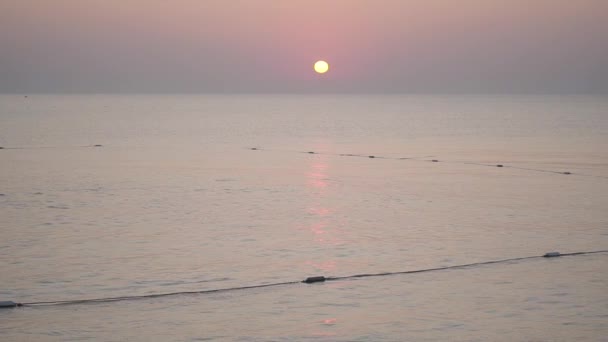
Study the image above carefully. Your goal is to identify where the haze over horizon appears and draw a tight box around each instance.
[1,0,607,94]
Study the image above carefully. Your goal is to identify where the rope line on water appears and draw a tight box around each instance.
[2,145,604,179]
[249,147,608,179]
[322,250,606,282]
[2,250,606,309]
[0,145,103,150]
[18,281,301,307]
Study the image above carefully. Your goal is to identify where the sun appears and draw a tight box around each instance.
[314,60,329,74]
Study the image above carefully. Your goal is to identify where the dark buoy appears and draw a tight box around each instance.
[0,301,21,308]
[250,147,257,150]
[94,144,103,147]
[308,151,315,154]
[368,155,375,158]
[303,276,326,284]
[0,147,4,149]
[563,172,571,175]
[543,252,561,258]
[431,159,439,162]
[496,164,503,167]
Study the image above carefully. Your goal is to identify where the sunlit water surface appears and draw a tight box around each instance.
[1,95,607,341]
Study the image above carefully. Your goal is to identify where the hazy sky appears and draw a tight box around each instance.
[1,0,607,93]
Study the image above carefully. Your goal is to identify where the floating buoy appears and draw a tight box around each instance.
[0,301,21,308]
[543,252,561,258]
[0,147,4,149]
[496,164,503,167]
[303,276,326,284]
[563,172,571,175]
[250,147,257,150]
[431,159,439,162]
[369,155,375,158]
[94,144,103,147]
[308,151,315,154]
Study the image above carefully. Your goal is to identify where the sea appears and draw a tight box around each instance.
[1,94,607,341]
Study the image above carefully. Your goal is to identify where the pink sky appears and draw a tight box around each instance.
[1,0,606,93]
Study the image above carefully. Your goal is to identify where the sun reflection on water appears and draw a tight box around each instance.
[303,147,348,275]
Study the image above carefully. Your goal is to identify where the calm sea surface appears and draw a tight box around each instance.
[1,94,607,341]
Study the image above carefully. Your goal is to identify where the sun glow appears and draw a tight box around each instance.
[314,60,329,74]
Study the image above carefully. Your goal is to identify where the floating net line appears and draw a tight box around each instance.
[0,145,104,150]
[249,147,608,179]
[2,250,606,309]
[1,145,605,179]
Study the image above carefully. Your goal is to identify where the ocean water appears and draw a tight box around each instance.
[0,94,607,341]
